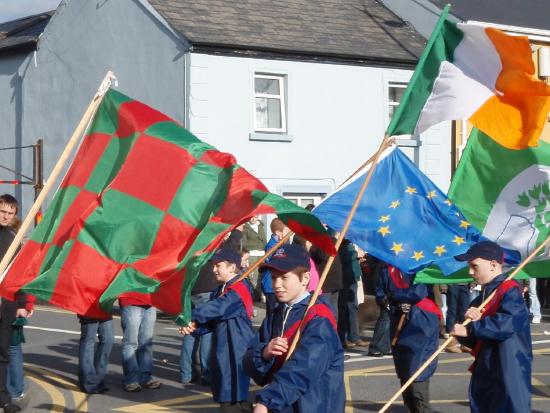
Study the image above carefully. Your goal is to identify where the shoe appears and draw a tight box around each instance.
[532,317,541,324]
[11,394,29,412]
[353,339,369,347]
[368,351,383,357]
[124,383,142,392]
[2,404,21,413]
[142,380,162,389]
[344,340,357,349]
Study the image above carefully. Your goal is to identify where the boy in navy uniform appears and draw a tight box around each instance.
[380,264,441,413]
[452,241,532,413]
[179,249,254,412]
[244,244,345,413]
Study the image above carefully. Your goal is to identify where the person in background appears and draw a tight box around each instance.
[119,294,161,392]
[77,314,114,394]
[368,258,391,357]
[242,216,267,301]
[260,219,290,317]
[338,239,368,349]
[0,194,28,413]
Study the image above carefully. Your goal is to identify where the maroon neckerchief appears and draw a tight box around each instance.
[224,281,254,319]
[468,279,520,371]
[388,265,442,319]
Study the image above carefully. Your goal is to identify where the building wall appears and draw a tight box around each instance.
[0,0,188,215]
[187,53,452,199]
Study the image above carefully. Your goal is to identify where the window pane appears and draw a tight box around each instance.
[389,105,396,120]
[266,98,282,128]
[256,97,282,129]
[300,198,314,207]
[255,78,280,95]
[389,86,405,103]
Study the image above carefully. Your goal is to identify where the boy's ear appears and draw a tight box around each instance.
[301,271,311,286]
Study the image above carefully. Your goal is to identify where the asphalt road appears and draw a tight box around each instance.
[15,305,550,412]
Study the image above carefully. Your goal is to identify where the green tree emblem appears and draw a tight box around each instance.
[516,180,550,245]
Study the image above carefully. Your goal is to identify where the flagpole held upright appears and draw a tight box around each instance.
[0,71,117,282]
[284,134,393,361]
[378,235,550,413]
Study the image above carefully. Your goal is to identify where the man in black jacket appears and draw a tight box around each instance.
[0,194,26,412]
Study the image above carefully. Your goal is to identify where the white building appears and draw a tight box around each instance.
[0,0,452,215]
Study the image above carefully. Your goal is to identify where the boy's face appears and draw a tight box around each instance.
[271,269,310,303]
[468,257,501,285]
[0,203,16,227]
[213,261,237,283]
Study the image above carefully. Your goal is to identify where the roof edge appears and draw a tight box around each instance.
[191,42,419,68]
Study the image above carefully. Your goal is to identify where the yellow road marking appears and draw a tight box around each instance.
[27,372,66,412]
[26,364,88,412]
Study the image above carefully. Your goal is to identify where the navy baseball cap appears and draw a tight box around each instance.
[455,241,504,263]
[211,249,241,266]
[260,244,311,272]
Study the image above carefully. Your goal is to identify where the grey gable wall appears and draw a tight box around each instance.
[0,0,189,215]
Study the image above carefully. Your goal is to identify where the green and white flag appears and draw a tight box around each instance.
[416,128,550,284]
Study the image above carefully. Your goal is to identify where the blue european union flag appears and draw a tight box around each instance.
[313,147,482,275]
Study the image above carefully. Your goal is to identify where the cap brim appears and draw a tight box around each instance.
[259,262,297,273]
[455,252,475,262]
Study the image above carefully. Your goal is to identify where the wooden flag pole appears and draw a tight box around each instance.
[339,137,395,189]
[285,134,393,361]
[235,231,293,283]
[378,235,550,413]
[0,71,116,281]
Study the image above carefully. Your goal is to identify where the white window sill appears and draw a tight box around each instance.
[249,132,293,142]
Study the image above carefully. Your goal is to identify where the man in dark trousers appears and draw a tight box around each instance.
[452,241,531,413]
[0,194,27,413]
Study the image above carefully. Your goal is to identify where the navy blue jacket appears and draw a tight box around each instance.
[244,295,345,413]
[378,266,440,382]
[459,274,532,413]
[192,277,254,403]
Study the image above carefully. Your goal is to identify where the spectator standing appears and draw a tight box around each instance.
[242,216,266,299]
[0,194,27,413]
[368,259,391,357]
[261,219,289,317]
[310,233,343,320]
[119,294,161,392]
[77,314,114,394]
[179,266,217,386]
[338,240,368,348]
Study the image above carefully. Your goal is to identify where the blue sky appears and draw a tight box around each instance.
[0,0,61,23]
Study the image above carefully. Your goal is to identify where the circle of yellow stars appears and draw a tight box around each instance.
[374,186,472,260]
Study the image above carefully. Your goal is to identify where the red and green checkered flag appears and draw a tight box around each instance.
[0,89,335,323]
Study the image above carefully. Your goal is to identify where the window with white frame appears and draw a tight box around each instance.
[254,74,287,133]
[283,193,325,209]
[388,81,408,121]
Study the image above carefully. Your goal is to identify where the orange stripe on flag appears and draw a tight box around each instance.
[470,28,550,149]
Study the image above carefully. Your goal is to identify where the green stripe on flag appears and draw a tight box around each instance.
[30,186,81,243]
[21,241,74,301]
[99,267,161,312]
[84,132,140,194]
[77,189,164,264]
[386,11,463,136]
[89,89,131,135]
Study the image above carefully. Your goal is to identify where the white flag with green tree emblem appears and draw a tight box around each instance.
[416,127,549,284]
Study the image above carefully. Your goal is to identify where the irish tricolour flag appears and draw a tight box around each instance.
[386,7,550,150]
